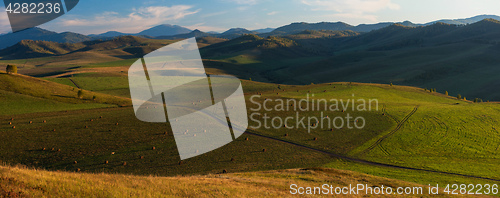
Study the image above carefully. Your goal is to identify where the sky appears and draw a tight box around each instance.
[1,0,500,34]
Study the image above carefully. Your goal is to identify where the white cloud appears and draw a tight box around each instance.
[55,5,199,34]
[226,0,258,5]
[301,0,400,22]
[267,11,278,16]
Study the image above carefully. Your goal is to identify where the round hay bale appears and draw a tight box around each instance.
[105,160,108,164]
[284,133,289,137]
[8,122,11,125]
[179,161,183,165]
[74,161,77,164]
[245,137,249,141]
[262,148,267,152]
[223,169,227,173]
[76,168,81,172]
[43,120,46,123]
[122,162,127,166]
[42,148,46,151]
[57,149,61,152]
[12,126,15,129]
[231,158,235,162]
[152,146,156,150]
[140,156,144,159]
[29,121,32,124]
[314,137,318,141]
[115,123,119,125]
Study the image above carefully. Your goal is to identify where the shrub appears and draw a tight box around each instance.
[6,65,17,74]
[77,90,83,98]
[457,94,462,99]
[445,91,448,96]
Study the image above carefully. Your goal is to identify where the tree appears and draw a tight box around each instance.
[77,90,84,99]
[390,83,393,86]
[457,94,462,100]
[6,65,17,74]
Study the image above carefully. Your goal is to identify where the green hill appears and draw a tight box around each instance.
[0,78,498,188]
[0,71,130,115]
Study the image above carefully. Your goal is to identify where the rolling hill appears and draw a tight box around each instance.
[0,28,92,50]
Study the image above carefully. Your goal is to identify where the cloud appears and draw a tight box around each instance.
[55,5,199,34]
[226,0,258,5]
[301,0,400,22]
[267,11,278,16]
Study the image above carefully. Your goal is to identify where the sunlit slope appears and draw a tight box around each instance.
[0,72,130,115]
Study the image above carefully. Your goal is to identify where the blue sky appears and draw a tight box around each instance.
[1,0,500,34]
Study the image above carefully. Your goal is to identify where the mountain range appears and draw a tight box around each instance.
[1,14,498,50]
[3,18,500,101]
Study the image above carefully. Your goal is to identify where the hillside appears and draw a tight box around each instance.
[0,28,92,50]
[0,165,452,197]
[0,71,130,115]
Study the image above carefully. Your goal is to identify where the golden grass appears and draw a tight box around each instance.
[0,165,469,197]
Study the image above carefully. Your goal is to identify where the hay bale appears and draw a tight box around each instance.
[262,148,267,152]
[90,119,93,122]
[100,116,103,119]
[8,122,11,125]
[57,149,61,152]
[330,128,334,132]
[231,158,235,162]
[152,146,156,150]
[43,120,46,123]
[42,148,46,151]
[284,133,289,137]
[314,137,318,141]
[11,118,14,121]
[122,162,127,166]
[115,123,119,125]
[76,168,81,172]
[140,156,144,159]
[105,160,108,164]
[245,137,249,141]
[12,126,15,129]
[29,121,32,124]
[85,126,88,128]
[74,161,77,164]
[223,169,227,173]
[53,129,56,132]
[179,161,183,165]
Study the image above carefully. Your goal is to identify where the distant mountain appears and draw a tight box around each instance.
[156,29,216,40]
[426,14,500,25]
[136,24,192,37]
[272,22,354,35]
[89,31,128,38]
[253,28,275,33]
[222,28,257,35]
[0,40,86,59]
[0,27,92,50]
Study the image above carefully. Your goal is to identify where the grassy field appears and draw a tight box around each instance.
[0,70,499,196]
[1,165,465,197]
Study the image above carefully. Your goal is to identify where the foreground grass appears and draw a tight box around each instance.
[0,165,466,197]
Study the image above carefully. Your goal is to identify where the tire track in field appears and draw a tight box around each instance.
[356,106,419,156]
[244,129,500,182]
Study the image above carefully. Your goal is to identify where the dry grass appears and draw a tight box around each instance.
[0,165,470,198]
